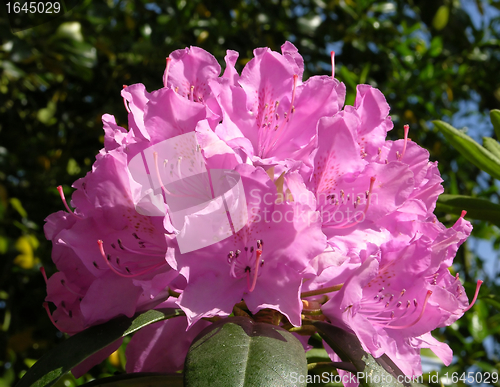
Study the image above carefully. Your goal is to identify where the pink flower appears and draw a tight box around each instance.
[42,42,480,382]
[44,140,179,376]
[321,213,477,377]
[213,42,345,172]
[174,164,326,327]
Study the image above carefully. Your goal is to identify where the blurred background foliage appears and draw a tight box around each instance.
[0,0,499,385]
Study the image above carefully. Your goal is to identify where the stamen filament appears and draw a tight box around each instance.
[40,267,48,284]
[42,302,79,334]
[463,280,483,312]
[325,177,376,229]
[163,57,171,88]
[398,124,409,161]
[263,74,299,156]
[153,153,193,198]
[98,240,165,278]
[331,51,335,79]
[116,239,165,257]
[247,248,262,292]
[374,290,432,330]
[57,186,83,219]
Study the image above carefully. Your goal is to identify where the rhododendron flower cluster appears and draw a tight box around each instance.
[43,42,481,384]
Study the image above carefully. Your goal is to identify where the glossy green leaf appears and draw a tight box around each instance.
[433,120,500,180]
[483,137,500,159]
[491,110,500,140]
[80,373,183,387]
[314,322,425,387]
[16,308,184,387]
[306,348,331,364]
[184,317,307,387]
[469,300,489,342]
[436,194,500,226]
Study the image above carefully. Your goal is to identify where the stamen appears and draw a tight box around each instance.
[97,240,165,278]
[122,85,131,113]
[262,74,299,156]
[331,51,335,79]
[247,245,263,292]
[397,124,409,161]
[40,267,48,285]
[454,210,467,226]
[377,291,432,330]
[60,278,84,297]
[190,85,195,102]
[42,302,79,334]
[463,280,483,312]
[57,186,83,220]
[327,177,376,230]
[153,152,182,197]
[114,239,165,257]
[163,57,171,88]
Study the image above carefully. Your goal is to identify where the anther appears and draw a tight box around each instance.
[97,240,165,278]
[377,291,433,330]
[43,302,79,334]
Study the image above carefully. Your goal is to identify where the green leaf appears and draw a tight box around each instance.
[483,137,500,159]
[429,36,443,57]
[491,110,500,140]
[481,294,500,311]
[436,194,500,226]
[314,322,426,387]
[469,300,489,342]
[433,120,500,180]
[15,308,184,387]
[9,198,27,218]
[80,373,184,386]
[184,316,307,387]
[306,348,332,364]
[37,101,57,125]
[432,6,449,30]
